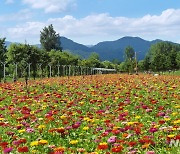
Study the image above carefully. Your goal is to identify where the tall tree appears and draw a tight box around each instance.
[0,38,7,81]
[124,46,135,73]
[40,24,62,52]
[124,46,135,61]
[176,51,180,69]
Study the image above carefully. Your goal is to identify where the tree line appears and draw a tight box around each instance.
[119,43,180,74]
[0,24,180,81]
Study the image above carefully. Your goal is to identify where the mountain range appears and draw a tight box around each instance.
[5,36,163,61]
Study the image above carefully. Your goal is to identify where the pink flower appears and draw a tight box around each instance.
[26,127,34,133]
[3,147,13,153]
[149,127,158,133]
[107,136,116,143]
[146,151,155,154]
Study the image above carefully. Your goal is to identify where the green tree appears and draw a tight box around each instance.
[119,62,127,72]
[143,56,151,71]
[0,38,7,81]
[82,52,101,67]
[40,24,62,52]
[27,45,41,79]
[124,46,135,73]
[102,61,114,69]
[124,46,135,61]
[148,42,179,72]
[176,51,180,69]
[7,43,41,79]
[138,60,145,72]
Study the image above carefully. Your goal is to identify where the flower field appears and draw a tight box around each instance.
[0,74,179,154]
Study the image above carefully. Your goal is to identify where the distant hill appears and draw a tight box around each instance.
[5,36,164,61]
[60,37,92,58]
[91,37,162,60]
[61,36,163,60]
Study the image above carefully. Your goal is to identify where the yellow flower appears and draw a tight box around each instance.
[38,125,46,129]
[70,140,78,144]
[18,129,26,133]
[154,125,160,128]
[60,115,66,119]
[168,134,175,138]
[172,128,177,131]
[38,118,44,121]
[127,122,135,125]
[0,118,4,121]
[99,142,108,146]
[172,112,178,116]
[83,126,89,130]
[135,116,141,119]
[38,140,48,145]
[164,118,170,121]
[30,141,39,146]
[32,150,39,153]
[173,120,180,124]
[84,117,90,121]
[79,102,84,105]
[174,105,180,109]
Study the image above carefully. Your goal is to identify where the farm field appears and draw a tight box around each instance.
[0,74,179,154]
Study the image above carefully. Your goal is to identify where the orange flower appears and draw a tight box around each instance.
[142,143,150,149]
[122,133,128,138]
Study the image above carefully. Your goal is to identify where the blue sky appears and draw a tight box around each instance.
[0,0,180,45]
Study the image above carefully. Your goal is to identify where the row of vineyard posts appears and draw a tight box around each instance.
[0,62,116,82]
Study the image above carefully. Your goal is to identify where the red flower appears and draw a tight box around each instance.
[17,146,29,152]
[0,142,8,148]
[56,128,65,134]
[128,141,137,147]
[175,134,180,140]
[134,127,141,135]
[159,120,165,124]
[111,145,123,152]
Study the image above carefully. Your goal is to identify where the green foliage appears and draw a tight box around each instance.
[124,46,135,61]
[138,60,145,71]
[0,38,7,80]
[0,38,7,62]
[40,24,62,52]
[102,61,114,69]
[148,42,180,71]
[176,51,180,68]
[80,52,102,67]
[6,43,41,78]
[124,46,135,73]
[119,62,127,72]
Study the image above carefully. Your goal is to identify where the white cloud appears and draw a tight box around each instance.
[0,9,32,22]
[22,0,76,13]
[7,22,45,44]
[5,9,180,44]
